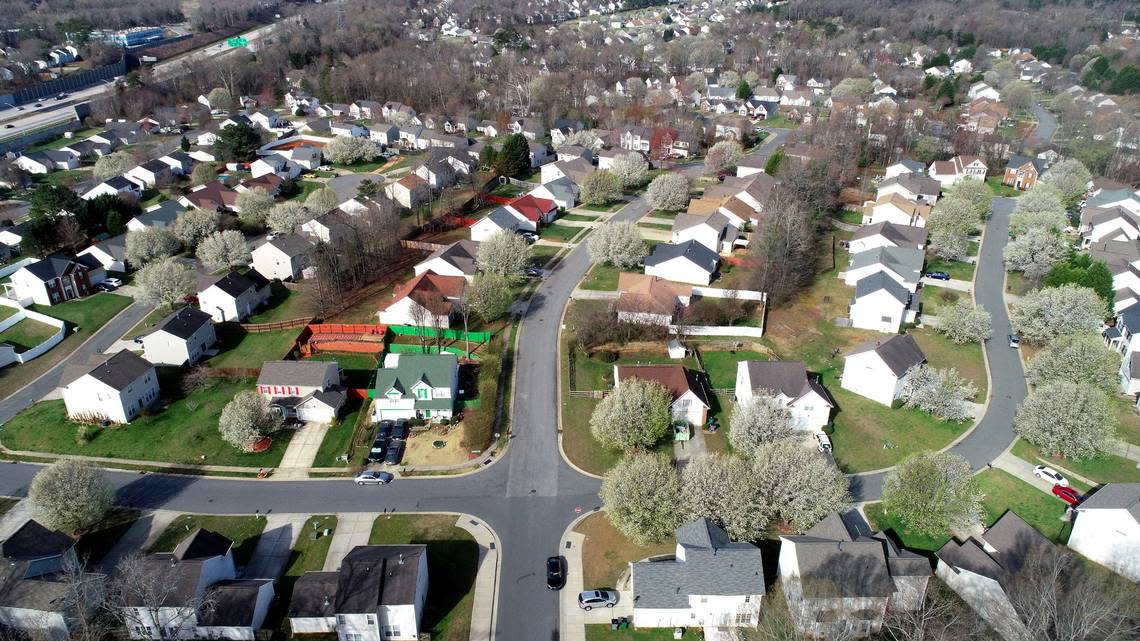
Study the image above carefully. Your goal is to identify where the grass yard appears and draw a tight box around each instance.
[698,348,768,390]
[562,214,599,222]
[919,288,966,318]
[0,306,16,323]
[636,221,672,231]
[574,512,675,588]
[0,498,17,518]
[35,169,92,189]
[368,514,478,641]
[124,305,178,339]
[863,502,952,552]
[581,201,624,213]
[579,262,620,291]
[528,244,562,269]
[833,209,864,225]
[911,329,987,398]
[985,176,1022,198]
[585,627,700,641]
[290,180,324,202]
[0,318,59,351]
[540,223,582,243]
[1,377,293,467]
[331,160,387,173]
[246,283,313,324]
[203,326,300,368]
[76,508,140,565]
[924,256,976,281]
[150,514,267,567]
[1005,270,1033,296]
[304,352,377,388]
[1012,439,1140,484]
[312,399,369,467]
[1109,395,1140,446]
[27,128,101,152]
[262,515,339,632]
[0,293,132,394]
[572,348,699,391]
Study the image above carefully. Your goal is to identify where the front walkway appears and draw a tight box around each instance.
[275,423,329,479]
[454,515,499,641]
[322,512,377,570]
[0,500,29,539]
[991,452,1055,493]
[243,513,307,578]
[674,428,708,469]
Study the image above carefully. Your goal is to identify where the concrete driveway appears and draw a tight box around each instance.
[243,513,307,578]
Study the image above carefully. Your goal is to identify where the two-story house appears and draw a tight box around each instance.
[251,234,314,281]
[141,307,217,367]
[288,545,428,641]
[1002,155,1047,191]
[614,364,710,426]
[256,361,345,423]
[371,353,458,422]
[1067,483,1140,582]
[928,155,987,188]
[197,270,271,322]
[377,271,466,327]
[847,222,928,255]
[841,335,927,406]
[671,212,738,254]
[735,360,832,432]
[849,273,919,334]
[61,350,159,424]
[6,254,102,306]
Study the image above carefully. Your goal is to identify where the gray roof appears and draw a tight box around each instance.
[889,158,926,173]
[132,200,185,227]
[879,173,941,199]
[139,158,170,174]
[1076,483,1140,523]
[740,360,832,406]
[264,233,314,258]
[198,579,272,627]
[174,528,233,561]
[848,334,926,376]
[535,176,577,203]
[643,240,719,274]
[483,207,521,232]
[1006,154,1046,174]
[631,519,764,609]
[936,512,1050,588]
[850,221,928,250]
[854,272,911,305]
[423,239,480,276]
[1,520,74,561]
[257,361,338,388]
[849,246,924,283]
[288,572,339,617]
[154,307,213,340]
[23,254,92,281]
[333,545,427,613]
[74,350,154,391]
[202,270,269,298]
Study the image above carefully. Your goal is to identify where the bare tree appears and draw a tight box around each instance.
[882,581,991,641]
[109,552,218,641]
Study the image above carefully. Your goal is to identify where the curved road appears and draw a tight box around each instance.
[850,197,1025,501]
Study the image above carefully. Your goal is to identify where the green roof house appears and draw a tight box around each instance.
[372,353,459,422]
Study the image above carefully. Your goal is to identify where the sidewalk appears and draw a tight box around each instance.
[991,452,1055,493]
[100,509,179,571]
[570,289,619,300]
[275,423,329,479]
[559,527,633,641]
[454,515,499,641]
[244,513,307,579]
[323,512,377,570]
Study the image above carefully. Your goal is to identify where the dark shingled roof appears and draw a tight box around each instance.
[848,334,926,376]
[936,511,1051,589]
[854,272,911,305]
[68,349,153,391]
[422,240,479,277]
[643,240,719,274]
[850,221,929,250]
[333,545,427,613]
[23,254,91,282]
[203,270,269,298]
[154,306,213,340]
[1075,483,1140,523]
[288,572,339,618]
[739,360,831,406]
[198,579,272,627]
[1,520,74,561]
[174,528,233,561]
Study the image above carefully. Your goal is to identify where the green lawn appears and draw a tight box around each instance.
[528,244,561,269]
[863,502,952,552]
[35,169,92,189]
[579,263,620,291]
[0,318,59,351]
[0,306,16,323]
[312,398,369,467]
[924,256,976,281]
[572,348,699,391]
[150,514,267,567]
[1,377,294,467]
[368,515,478,641]
[124,305,179,340]
[202,326,300,368]
[246,283,313,324]
[834,209,864,225]
[562,214,599,222]
[76,508,140,565]
[262,515,339,632]
[985,176,1022,198]
[580,201,623,213]
[1012,439,1140,484]
[0,293,132,393]
[331,160,386,173]
[0,498,17,518]
[758,115,797,129]
[911,329,987,398]
[585,627,700,640]
[698,349,767,390]
[540,224,582,243]
[919,287,966,318]
[575,512,675,588]
[27,128,101,152]
[1005,270,1033,296]
[304,352,377,388]
[290,180,324,202]
[1110,395,1140,446]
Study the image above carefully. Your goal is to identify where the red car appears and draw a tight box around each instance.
[1052,484,1082,507]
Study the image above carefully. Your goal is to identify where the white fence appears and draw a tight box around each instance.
[669,325,765,337]
[0,257,36,280]
[0,298,66,365]
[691,286,767,303]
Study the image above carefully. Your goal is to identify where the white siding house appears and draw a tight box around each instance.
[141,307,217,367]
[643,241,719,286]
[735,361,832,432]
[61,350,159,424]
[840,335,926,406]
[371,353,458,422]
[1067,483,1140,582]
[614,364,710,426]
[197,271,271,322]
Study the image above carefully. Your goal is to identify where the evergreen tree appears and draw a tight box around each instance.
[494,133,531,178]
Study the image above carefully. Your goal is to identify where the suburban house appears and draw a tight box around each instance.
[614,273,693,325]
[843,247,924,291]
[300,211,353,244]
[0,520,104,641]
[734,360,832,432]
[849,273,918,334]
[470,208,523,242]
[840,335,926,406]
[180,181,239,212]
[936,511,1051,641]
[77,234,128,272]
[1002,155,1047,191]
[125,159,173,188]
[1067,483,1140,582]
[848,222,928,254]
[371,353,459,422]
[384,174,429,209]
[414,240,479,281]
[875,173,941,205]
[630,518,765,629]
[528,177,578,210]
[861,194,932,228]
[61,350,159,424]
[779,512,931,638]
[883,158,926,180]
[505,194,558,225]
[1089,240,1140,317]
[377,271,467,327]
[927,155,987,187]
[251,154,302,181]
[671,212,739,254]
[614,364,710,426]
[288,545,429,641]
[128,200,186,232]
[60,139,112,161]
[6,254,102,306]
[158,151,195,176]
[967,81,1001,101]
[121,529,274,641]
[1080,206,1140,247]
[141,307,217,367]
[15,150,79,174]
[256,361,345,423]
[251,234,314,281]
[644,240,720,286]
[81,176,142,201]
[197,270,271,322]
[541,157,594,185]
[1105,305,1140,394]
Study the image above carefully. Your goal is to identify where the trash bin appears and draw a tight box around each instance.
[610,619,619,631]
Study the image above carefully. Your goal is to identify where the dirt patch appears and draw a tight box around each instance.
[403,425,471,466]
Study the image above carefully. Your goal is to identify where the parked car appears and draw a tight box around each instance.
[392,419,410,440]
[1052,484,1081,506]
[814,433,832,453]
[3,124,12,129]
[104,277,122,287]
[384,440,406,465]
[525,267,543,278]
[924,271,951,281]
[546,556,566,590]
[354,470,394,485]
[1008,334,1020,349]
[56,93,67,100]
[366,438,389,463]
[376,420,394,441]
[94,282,116,292]
[265,231,279,241]
[1034,465,1068,487]
[577,590,618,610]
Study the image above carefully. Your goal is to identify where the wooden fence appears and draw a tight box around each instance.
[238,318,312,332]
[400,240,447,252]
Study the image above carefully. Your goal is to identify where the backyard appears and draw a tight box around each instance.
[0,376,294,467]
[0,318,58,351]
[150,514,267,566]
[246,283,313,324]
[368,514,478,641]
[203,326,300,368]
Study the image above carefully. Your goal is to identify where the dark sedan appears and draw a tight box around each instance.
[384,440,405,465]
[366,438,389,463]
[393,419,410,440]
[546,556,565,590]
[376,420,394,441]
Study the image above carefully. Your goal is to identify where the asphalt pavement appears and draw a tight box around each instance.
[1030,102,1058,147]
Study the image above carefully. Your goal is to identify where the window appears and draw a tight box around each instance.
[345,634,362,641]
[734,612,753,625]
[381,625,402,638]
[366,615,376,625]
[336,615,345,625]
[416,388,429,399]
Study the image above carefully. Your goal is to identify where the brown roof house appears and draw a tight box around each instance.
[614,363,710,427]
[614,273,693,326]
[377,271,467,327]
[734,360,833,432]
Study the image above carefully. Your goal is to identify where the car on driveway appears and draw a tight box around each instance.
[94,282,116,292]
[376,420,394,440]
[366,438,389,463]
[384,440,405,465]
[1052,484,1081,507]
[354,470,394,485]
[1034,465,1067,487]
[104,277,123,287]
[546,556,565,590]
[525,267,543,278]
[577,590,618,610]
[392,419,410,440]
[1008,334,1020,349]
[924,271,951,281]
[132,335,145,345]
[814,433,832,453]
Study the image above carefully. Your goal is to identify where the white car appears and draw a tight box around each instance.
[354,470,394,485]
[814,433,832,453]
[1033,465,1068,487]
[104,277,123,287]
